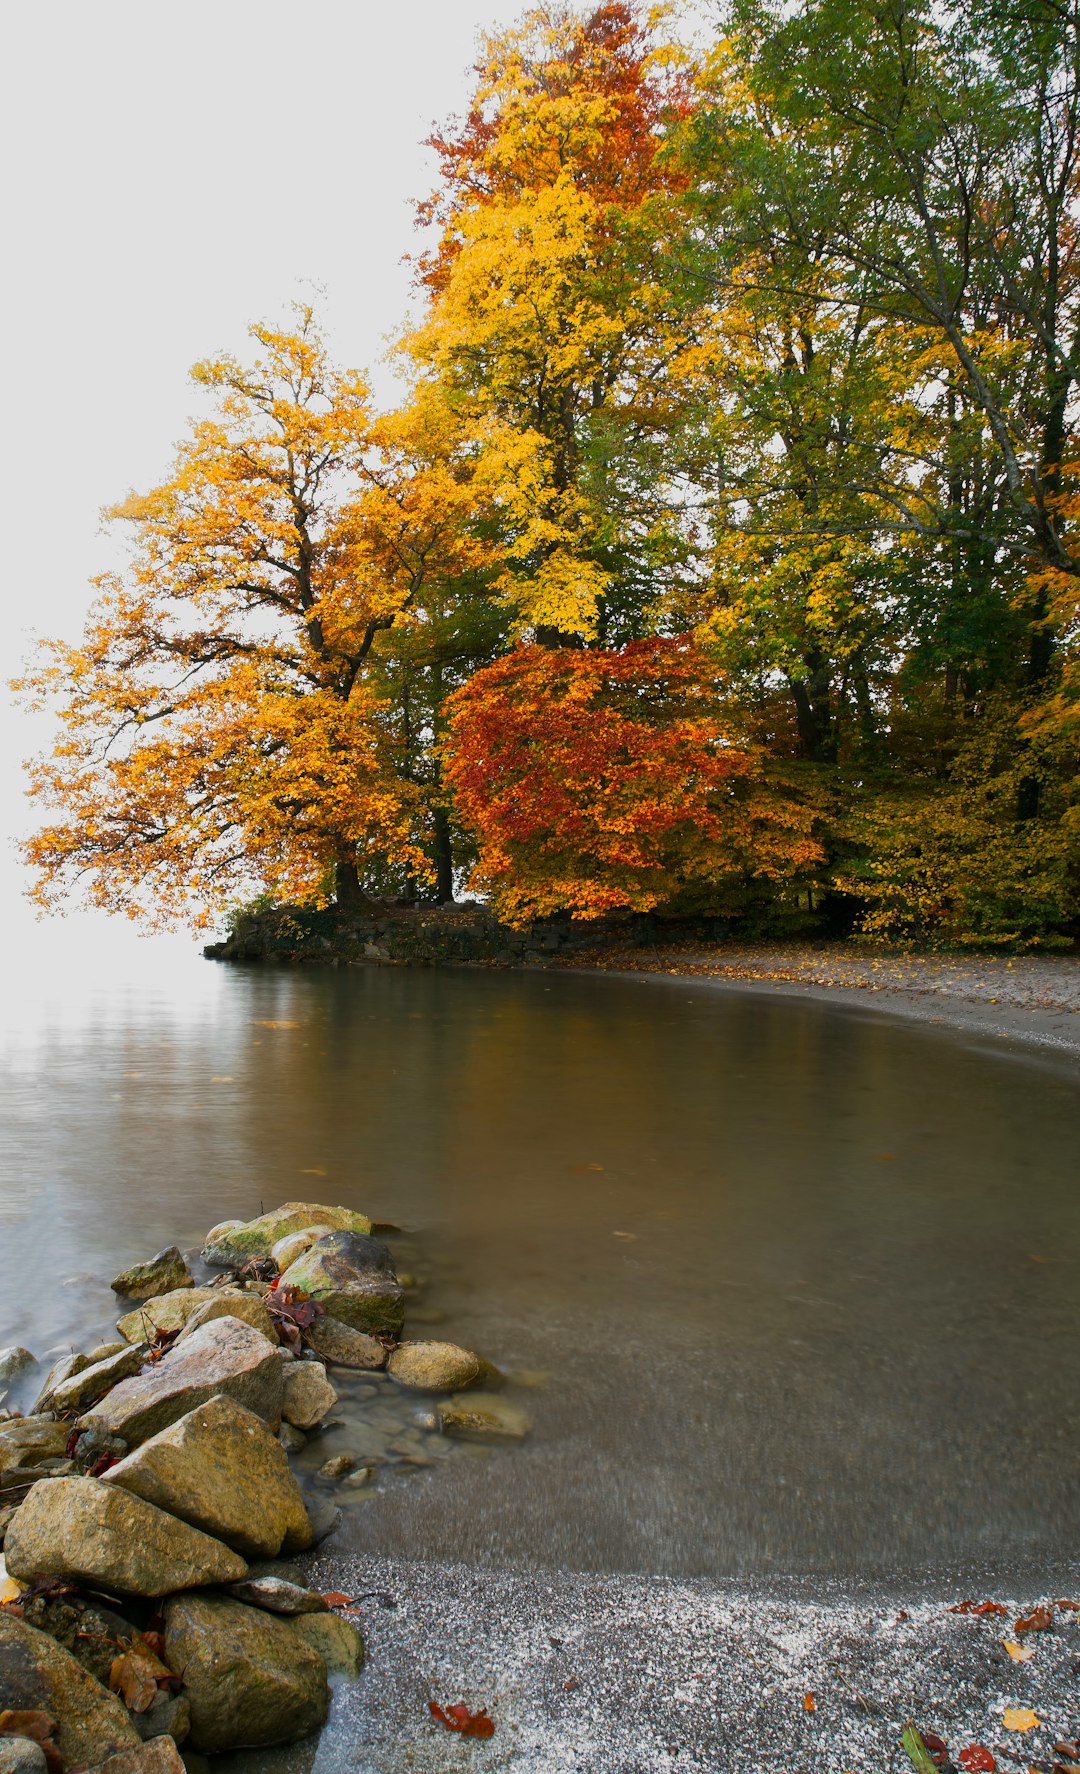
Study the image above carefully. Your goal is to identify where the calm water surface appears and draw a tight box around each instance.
[2,939,1078,1579]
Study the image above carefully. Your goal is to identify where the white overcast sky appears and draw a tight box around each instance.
[0,0,539,957]
[0,0,708,975]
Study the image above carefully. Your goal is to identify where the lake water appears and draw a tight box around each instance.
[2,936,1079,1580]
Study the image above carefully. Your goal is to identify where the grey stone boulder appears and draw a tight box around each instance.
[32,1350,93,1412]
[0,1417,69,1478]
[225,1575,328,1614]
[162,1593,329,1752]
[0,1740,47,1774]
[175,1292,278,1345]
[84,1317,283,1445]
[303,1314,388,1369]
[48,1342,147,1414]
[110,1247,193,1301]
[103,1395,312,1559]
[387,1339,497,1393]
[438,1392,530,1440]
[203,1201,373,1266]
[0,1613,141,1765]
[290,1610,364,1675]
[4,1475,247,1595]
[278,1232,404,1336]
[0,1347,36,1386]
[281,1361,337,1430]
[115,1285,241,1344]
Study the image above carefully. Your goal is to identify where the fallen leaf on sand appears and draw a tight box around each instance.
[429,1700,496,1738]
[804,1693,816,1712]
[950,1600,1008,1616]
[1004,1640,1036,1660]
[1014,1606,1053,1634]
[1002,1708,1041,1732]
[958,1749,997,1772]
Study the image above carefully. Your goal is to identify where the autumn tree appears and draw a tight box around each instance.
[18,312,448,924]
[445,637,825,923]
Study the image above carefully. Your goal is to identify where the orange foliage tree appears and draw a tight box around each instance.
[16,311,441,926]
[444,636,825,923]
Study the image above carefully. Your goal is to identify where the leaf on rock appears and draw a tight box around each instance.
[958,1748,997,1771]
[1002,1708,1041,1732]
[1004,1640,1036,1660]
[429,1700,497,1738]
[1014,1606,1053,1634]
[108,1651,159,1713]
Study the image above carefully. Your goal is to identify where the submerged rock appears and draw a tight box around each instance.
[225,1575,329,1615]
[387,1340,495,1393]
[85,1317,283,1445]
[438,1392,530,1441]
[115,1285,240,1344]
[278,1232,404,1336]
[103,1395,312,1559]
[281,1361,337,1430]
[290,1610,365,1676]
[4,1475,247,1595]
[0,1613,140,1766]
[48,1342,146,1414]
[162,1593,329,1753]
[303,1315,387,1369]
[175,1293,279,1345]
[202,1202,373,1267]
[110,1247,193,1301]
[0,1347,36,1386]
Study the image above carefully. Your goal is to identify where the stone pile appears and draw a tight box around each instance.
[0,1201,526,1768]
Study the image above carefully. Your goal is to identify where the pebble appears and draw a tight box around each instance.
[318,1454,356,1480]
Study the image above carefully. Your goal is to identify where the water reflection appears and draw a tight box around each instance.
[1,951,1078,1576]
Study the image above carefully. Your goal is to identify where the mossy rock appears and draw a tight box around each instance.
[203,1203,373,1266]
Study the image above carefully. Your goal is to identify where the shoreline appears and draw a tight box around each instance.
[242,1552,1080,1773]
[549,943,1080,1062]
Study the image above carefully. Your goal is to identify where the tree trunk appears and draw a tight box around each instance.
[334,856,363,907]
[433,805,455,904]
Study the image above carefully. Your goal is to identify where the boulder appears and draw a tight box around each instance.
[5,1476,247,1595]
[438,1392,530,1441]
[225,1575,328,1614]
[278,1232,404,1336]
[129,1692,191,1747]
[175,1293,278,1345]
[48,1342,147,1414]
[270,1227,330,1269]
[203,1202,373,1267]
[162,1594,329,1752]
[0,1613,140,1765]
[0,1347,36,1386]
[115,1285,239,1344]
[86,1340,128,1364]
[387,1340,495,1393]
[0,1740,47,1774]
[110,1247,193,1301]
[290,1610,365,1676]
[32,1351,92,1413]
[84,1318,283,1445]
[303,1315,387,1369]
[103,1396,312,1559]
[281,1362,337,1430]
[0,1418,69,1478]
[85,1743,187,1774]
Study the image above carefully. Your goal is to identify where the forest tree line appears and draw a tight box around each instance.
[19,0,1080,945]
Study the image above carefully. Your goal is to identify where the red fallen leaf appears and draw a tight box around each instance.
[321,1593,359,1608]
[1014,1605,1053,1634]
[87,1453,117,1477]
[949,1600,1008,1616]
[958,1749,997,1772]
[1053,1600,1080,1611]
[65,1427,81,1459]
[429,1700,496,1738]
[141,1631,166,1658]
[804,1693,816,1712]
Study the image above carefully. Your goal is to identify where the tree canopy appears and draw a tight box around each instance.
[17,0,1080,945]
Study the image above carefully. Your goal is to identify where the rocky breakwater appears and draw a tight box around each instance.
[0,1201,526,1769]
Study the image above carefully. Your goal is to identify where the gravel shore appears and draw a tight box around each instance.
[224,1556,1080,1774]
[556,941,1080,1059]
